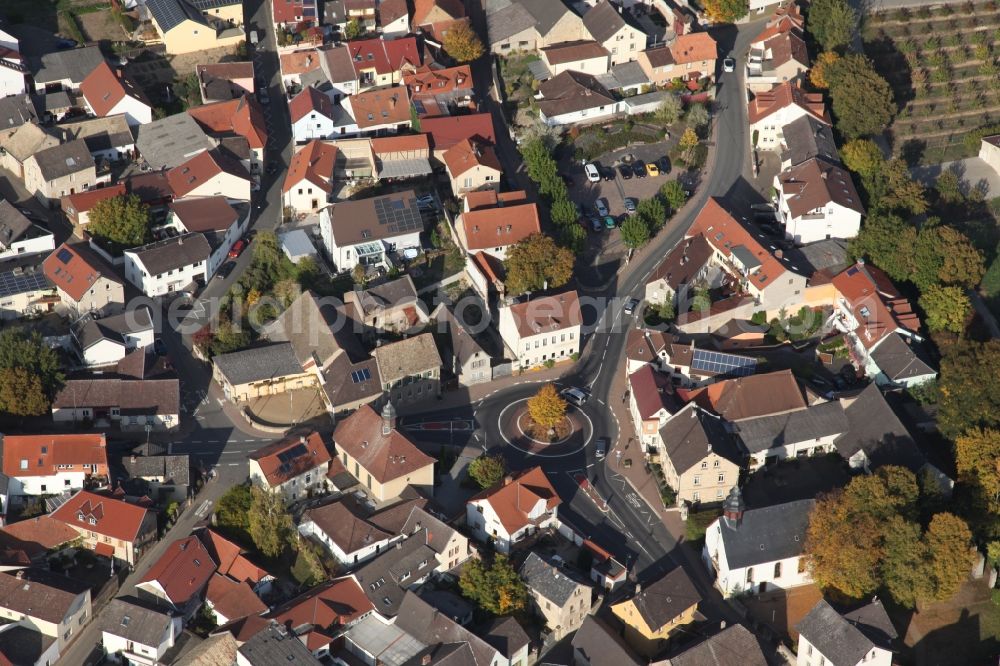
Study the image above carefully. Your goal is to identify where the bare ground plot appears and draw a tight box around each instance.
[900,578,1000,665]
[862,2,1000,165]
[125,46,244,104]
[77,9,127,42]
[742,583,823,644]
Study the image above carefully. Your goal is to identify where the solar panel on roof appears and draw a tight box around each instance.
[56,248,73,264]
[351,368,371,383]
[373,196,422,236]
[690,349,756,377]
[0,269,50,299]
[277,443,309,463]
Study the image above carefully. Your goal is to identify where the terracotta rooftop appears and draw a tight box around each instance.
[206,573,267,621]
[248,431,332,488]
[50,489,152,543]
[465,189,528,211]
[459,201,539,251]
[198,528,272,585]
[0,516,80,552]
[778,157,864,218]
[302,500,392,554]
[413,0,465,25]
[370,133,430,154]
[687,368,807,421]
[421,113,495,151]
[347,87,412,129]
[166,149,249,198]
[140,535,217,606]
[61,183,127,217]
[332,404,436,484]
[748,82,829,125]
[831,262,907,350]
[629,365,677,420]
[503,290,582,338]
[266,576,374,636]
[469,466,560,534]
[403,64,472,98]
[279,49,323,76]
[80,61,148,118]
[542,40,609,66]
[42,242,122,302]
[670,32,717,64]
[283,139,337,194]
[443,137,502,179]
[187,95,267,150]
[2,433,107,478]
[288,85,334,123]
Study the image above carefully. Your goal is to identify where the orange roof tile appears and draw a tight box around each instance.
[2,434,107,478]
[288,86,334,123]
[61,183,127,216]
[831,262,902,349]
[370,133,430,154]
[266,576,374,631]
[748,82,829,125]
[460,202,539,251]
[280,49,323,76]
[166,150,249,198]
[348,87,412,129]
[413,0,465,25]
[188,95,267,150]
[469,467,560,534]
[443,137,502,179]
[464,190,528,211]
[206,574,267,621]
[248,431,332,487]
[140,536,217,605]
[50,490,153,543]
[403,64,472,98]
[332,405,436,484]
[283,140,337,194]
[687,198,787,292]
[421,113,495,151]
[198,529,272,585]
[670,32,717,65]
[693,368,806,420]
[503,289,582,338]
[80,61,147,118]
[0,516,80,551]
[42,242,122,302]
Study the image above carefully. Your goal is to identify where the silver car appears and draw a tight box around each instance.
[595,198,609,217]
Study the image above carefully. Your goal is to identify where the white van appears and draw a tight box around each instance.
[561,387,588,406]
[249,30,259,45]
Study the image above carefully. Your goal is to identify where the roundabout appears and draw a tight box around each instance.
[496,393,596,459]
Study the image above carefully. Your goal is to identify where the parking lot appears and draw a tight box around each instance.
[563,141,679,220]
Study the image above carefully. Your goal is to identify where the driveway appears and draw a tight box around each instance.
[563,140,678,217]
[910,157,1000,198]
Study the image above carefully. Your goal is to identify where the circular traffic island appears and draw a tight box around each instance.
[517,411,572,442]
[498,397,593,458]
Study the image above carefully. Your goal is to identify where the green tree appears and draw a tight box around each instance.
[954,427,1000,515]
[686,103,709,129]
[0,367,50,416]
[527,384,567,429]
[504,233,574,295]
[912,224,985,290]
[826,54,896,139]
[919,285,970,333]
[248,486,296,558]
[809,51,840,89]
[807,0,857,51]
[936,171,964,204]
[938,340,1000,439]
[678,127,699,155]
[343,19,362,39]
[923,512,975,602]
[690,285,711,312]
[660,180,687,213]
[211,317,251,355]
[215,484,252,539]
[550,197,578,227]
[636,197,667,232]
[468,454,507,489]
[654,95,683,124]
[848,213,916,282]
[459,555,528,615]
[620,214,651,249]
[442,22,485,63]
[703,0,748,23]
[0,329,64,401]
[291,537,329,586]
[841,139,884,177]
[87,194,152,252]
[559,223,587,254]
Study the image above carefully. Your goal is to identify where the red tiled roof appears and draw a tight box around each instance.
[206,574,267,621]
[347,36,421,76]
[831,262,903,350]
[140,535,217,606]
[42,242,122,302]
[469,467,560,534]
[748,82,829,125]
[50,490,153,543]
[686,198,787,292]
[266,576,374,632]
[370,133,430,154]
[198,529,271,585]
[2,434,108,478]
[283,140,337,194]
[273,0,312,25]
[166,150,249,198]
[169,196,239,233]
[690,368,806,420]
[443,137,502,179]
[60,183,127,216]
[279,49,322,76]
[383,37,422,73]
[421,113,495,151]
[541,40,609,66]
[413,0,465,25]
[504,289,582,338]
[248,431,332,487]
[288,86,334,123]
[80,61,147,118]
[629,365,676,420]
[464,190,528,211]
[188,95,267,150]
[332,405,436,484]
[670,32,716,64]
[460,202,539,251]
[0,516,80,551]
[348,87,412,129]
[403,64,472,98]
[94,541,115,557]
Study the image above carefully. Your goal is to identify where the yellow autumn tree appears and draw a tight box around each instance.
[527,384,567,429]
[810,51,840,89]
[442,23,485,63]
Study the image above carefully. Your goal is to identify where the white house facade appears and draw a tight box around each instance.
[497,291,582,370]
[123,234,211,297]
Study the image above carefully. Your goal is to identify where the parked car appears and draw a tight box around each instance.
[632,161,647,178]
[603,215,616,229]
[595,437,608,459]
[657,156,671,174]
[590,216,603,232]
[17,207,43,221]
[416,194,437,210]
[646,162,660,177]
[723,57,736,72]
[624,198,637,215]
[618,164,632,180]
[602,167,615,182]
[228,239,247,258]
[265,161,278,175]
[153,339,167,355]
[624,297,640,315]
[584,163,601,183]
[561,387,588,405]
[595,198,609,216]
[217,262,236,279]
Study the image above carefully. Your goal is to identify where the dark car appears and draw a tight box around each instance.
[217,262,236,279]
[153,339,167,355]
[632,160,647,178]
[602,167,615,181]
[618,164,632,180]
[266,161,278,175]
[657,157,671,174]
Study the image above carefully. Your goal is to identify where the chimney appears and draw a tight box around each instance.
[15,570,23,579]
[422,655,432,665]
[300,435,306,444]
[178,236,184,245]
[503,474,514,486]
[775,249,783,259]
[856,257,865,268]
[131,454,137,464]
[634,582,641,594]
[722,486,745,528]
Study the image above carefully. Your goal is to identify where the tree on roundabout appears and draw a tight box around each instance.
[526,384,568,440]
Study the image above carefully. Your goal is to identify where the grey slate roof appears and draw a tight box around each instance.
[660,404,743,474]
[31,46,106,87]
[0,200,32,247]
[100,598,174,647]
[264,290,344,369]
[485,3,536,43]
[796,599,897,666]
[122,454,191,486]
[351,274,418,314]
[32,139,95,180]
[836,383,923,471]
[734,400,848,454]
[582,0,629,44]
[135,113,213,170]
[214,342,304,385]
[129,232,211,275]
[870,332,936,383]
[395,592,501,666]
[572,615,642,666]
[57,115,135,156]
[433,305,487,368]
[74,306,154,350]
[147,0,210,32]
[793,237,848,277]
[781,115,840,168]
[373,333,442,383]
[520,551,588,607]
[520,0,574,37]
[627,566,701,631]
[354,529,439,616]
[238,623,323,665]
[596,61,651,90]
[718,499,813,569]
[0,94,38,129]
[537,71,615,118]
[661,624,768,666]
[478,616,529,659]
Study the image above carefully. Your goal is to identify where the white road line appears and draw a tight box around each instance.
[227,463,239,466]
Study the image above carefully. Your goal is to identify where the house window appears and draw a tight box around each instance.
[692,491,700,501]
[717,473,725,483]
[700,461,707,469]
[693,476,700,485]
[713,460,720,468]
[774,562,782,578]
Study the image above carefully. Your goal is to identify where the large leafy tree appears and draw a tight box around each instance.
[806,467,974,607]
[636,197,666,232]
[442,22,485,63]
[660,180,687,213]
[809,51,840,89]
[527,384,567,429]
[841,139,884,178]
[88,194,152,252]
[912,224,984,290]
[703,0,748,23]
[826,54,896,139]
[848,213,917,283]
[807,0,857,51]
[215,484,252,540]
[459,555,528,614]
[878,159,928,215]
[504,233,574,295]
[0,329,64,402]
[620,215,651,249]
[654,95,683,124]
[954,427,1000,516]
[938,340,1000,439]
[248,486,296,558]
[0,367,50,416]
[919,285,971,334]
[468,454,507,489]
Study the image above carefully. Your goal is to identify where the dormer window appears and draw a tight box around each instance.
[89,517,97,525]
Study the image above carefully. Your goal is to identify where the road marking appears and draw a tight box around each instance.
[227,463,239,466]
[194,500,213,518]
